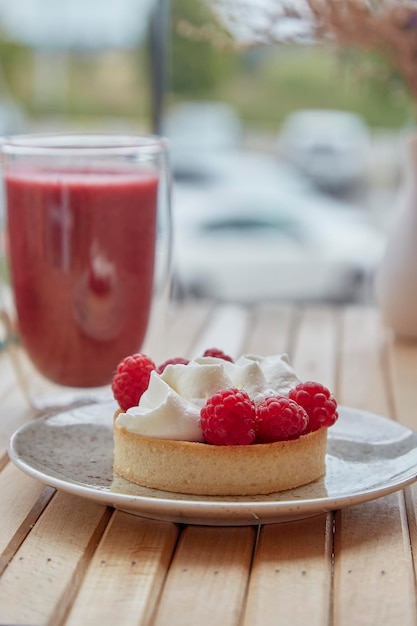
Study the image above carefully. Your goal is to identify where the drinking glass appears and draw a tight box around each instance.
[0,133,172,412]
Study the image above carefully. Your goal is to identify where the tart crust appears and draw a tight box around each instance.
[113,418,327,496]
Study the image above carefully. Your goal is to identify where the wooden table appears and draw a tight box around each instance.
[1,300,417,626]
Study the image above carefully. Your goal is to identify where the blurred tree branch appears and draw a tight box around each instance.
[178,1,417,105]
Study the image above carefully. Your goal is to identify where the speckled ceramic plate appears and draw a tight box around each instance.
[8,401,417,526]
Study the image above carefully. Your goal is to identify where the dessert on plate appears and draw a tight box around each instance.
[112,348,338,496]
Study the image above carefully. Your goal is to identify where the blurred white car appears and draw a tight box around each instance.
[172,180,385,303]
[163,101,242,181]
[277,109,371,194]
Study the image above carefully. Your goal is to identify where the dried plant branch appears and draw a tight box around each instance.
[179,0,417,103]
[303,1,417,102]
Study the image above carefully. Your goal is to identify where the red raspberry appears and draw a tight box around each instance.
[202,348,234,362]
[200,388,256,445]
[157,357,189,374]
[255,396,309,442]
[288,381,338,431]
[112,353,156,411]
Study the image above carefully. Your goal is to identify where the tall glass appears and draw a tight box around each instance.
[0,133,172,411]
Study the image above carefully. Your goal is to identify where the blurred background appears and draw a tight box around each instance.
[0,0,410,305]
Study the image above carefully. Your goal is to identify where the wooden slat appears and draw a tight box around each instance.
[191,303,250,359]
[388,317,417,590]
[403,484,417,584]
[333,305,416,625]
[338,306,389,417]
[291,306,339,389]
[0,350,19,398]
[143,299,214,364]
[0,363,34,464]
[243,304,295,355]
[0,492,111,626]
[0,463,54,575]
[152,526,255,626]
[386,335,417,430]
[250,306,337,626]
[66,511,179,626]
[334,493,416,626]
[2,300,417,626]
[243,515,332,626]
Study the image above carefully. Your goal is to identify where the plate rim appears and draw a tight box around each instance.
[7,403,417,525]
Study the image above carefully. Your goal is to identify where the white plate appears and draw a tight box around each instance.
[8,401,417,526]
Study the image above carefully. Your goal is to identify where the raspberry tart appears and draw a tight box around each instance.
[112,351,338,496]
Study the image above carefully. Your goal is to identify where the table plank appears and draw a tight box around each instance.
[152,526,255,626]
[66,511,179,626]
[143,299,214,364]
[387,336,417,430]
[338,306,389,417]
[404,485,417,582]
[391,335,417,597]
[243,304,294,355]
[0,463,54,575]
[191,303,250,359]
[0,355,33,464]
[243,515,332,626]
[333,306,416,625]
[261,306,337,626]
[334,493,417,626]
[292,306,339,390]
[0,350,19,398]
[0,492,111,626]
[2,301,417,626]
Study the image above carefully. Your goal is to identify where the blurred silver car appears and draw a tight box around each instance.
[163,101,242,181]
[172,179,385,303]
[277,109,371,194]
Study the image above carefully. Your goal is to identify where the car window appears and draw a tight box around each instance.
[198,216,307,242]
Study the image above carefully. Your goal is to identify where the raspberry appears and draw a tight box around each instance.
[202,348,234,362]
[288,381,338,431]
[255,396,309,442]
[200,388,256,445]
[112,353,156,411]
[157,357,189,374]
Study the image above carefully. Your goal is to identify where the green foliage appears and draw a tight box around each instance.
[0,20,412,131]
[169,0,238,97]
[214,44,413,130]
[0,39,32,101]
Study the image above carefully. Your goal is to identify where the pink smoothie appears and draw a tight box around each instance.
[5,168,158,387]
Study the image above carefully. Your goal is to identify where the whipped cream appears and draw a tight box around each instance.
[115,353,301,442]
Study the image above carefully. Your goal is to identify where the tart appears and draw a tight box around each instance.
[111,352,336,497]
[113,416,327,496]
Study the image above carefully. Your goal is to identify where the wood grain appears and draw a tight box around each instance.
[143,298,214,363]
[66,511,179,626]
[1,301,417,626]
[243,515,332,626]
[0,463,54,575]
[152,526,256,626]
[0,492,111,626]
[334,494,416,626]
[0,372,33,463]
[191,303,250,359]
[338,306,389,416]
[243,304,294,355]
[292,305,339,389]
[333,305,416,625]
[387,335,417,430]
